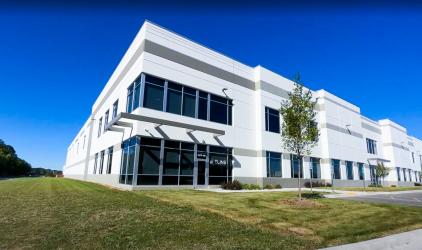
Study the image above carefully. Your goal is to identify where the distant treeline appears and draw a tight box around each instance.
[30,168,63,177]
[0,139,31,177]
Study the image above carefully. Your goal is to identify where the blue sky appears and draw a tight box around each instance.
[1,4,421,170]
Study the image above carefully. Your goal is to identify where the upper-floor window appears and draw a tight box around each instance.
[266,151,282,177]
[126,73,232,126]
[411,152,415,163]
[126,77,142,113]
[112,100,119,119]
[366,138,377,154]
[265,107,280,133]
[97,117,102,138]
[104,110,109,132]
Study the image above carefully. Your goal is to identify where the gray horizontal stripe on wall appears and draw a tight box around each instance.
[257,80,290,99]
[324,97,360,115]
[144,40,256,90]
[408,141,414,147]
[65,143,122,169]
[383,143,409,151]
[361,122,381,134]
[320,123,363,138]
[233,148,265,157]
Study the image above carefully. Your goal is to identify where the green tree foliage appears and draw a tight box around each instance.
[280,74,319,200]
[0,139,31,176]
[375,162,390,186]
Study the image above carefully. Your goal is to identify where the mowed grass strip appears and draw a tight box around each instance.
[0,178,309,250]
[143,189,422,247]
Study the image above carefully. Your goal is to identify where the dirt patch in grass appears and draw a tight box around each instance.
[279,199,325,208]
[288,227,315,235]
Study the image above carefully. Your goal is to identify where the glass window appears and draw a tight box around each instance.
[411,152,415,163]
[99,150,105,174]
[290,155,303,178]
[93,153,98,174]
[166,82,182,115]
[409,169,412,182]
[106,147,113,174]
[97,117,102,137]
[332,159,341,179]
[403,168,407,181]
[209,146,232,185]
[358,163,364,180]
[370,165,376,184]
[198,91,208,120]
[366,138,377,155]
[143,75,165,111]
[119,137,139,185]
[265,107,280,133]
[210,94,227,124]
[396,167,401,181]
[163,148,180,176]
[112,100,118,119]
[137,137,161,185]
[182,86,196,118]
[126,84,134,113]
[266,152,282,177]
[310,157,320,179]
[133,80,141,110]
[104,110,109,131]
[346,161,353,180]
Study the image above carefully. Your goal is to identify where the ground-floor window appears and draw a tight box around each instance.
[290,155,303,178]
[332,159,341,179]
[369,165,376,184]
[346,161,353,180]
[310,157,320,179]
[358,163,364,180]
[396,167,401,181]
[403,168,407,181]
[119,136,232,186]
[266,152,282,177]
[409,169,412,182]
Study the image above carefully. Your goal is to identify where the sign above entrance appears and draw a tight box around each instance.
[197,152,207,161]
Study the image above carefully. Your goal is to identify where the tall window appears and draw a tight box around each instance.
[162,141,194,185]
[120,137,139,185]
[137,137,161,185]
[266,152,282,177]
[106,147,113,174]
[396,167,401,181]
[182,86,196,118]
[126,84,134,113]
[346,161,354,180]
[166,82,182,115]
[366,138,377,154]
[332,159,341,179]
[265,107,280,133]
[112,100,119,119]
[290,155,303,178]
[198,91,208,120]
[99,150,105,174]
[210,94,232,125]
[143,74,165,111]
[403,168,407,181]
[93,153,98,174]
[409,169,412,182]
[411,152,415,163]
[83,135,86,149]
[358,163,364,180]
[310,157,320,179]
[97,117,102,137]
[104,110,109,132]
[209,146,233,184]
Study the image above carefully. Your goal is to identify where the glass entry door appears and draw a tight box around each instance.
[197,160,206,185]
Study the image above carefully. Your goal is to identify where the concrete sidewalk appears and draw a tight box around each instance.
[321,229,422,250]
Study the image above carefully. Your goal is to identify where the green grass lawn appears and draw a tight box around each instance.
[1,178,422,249]
[318,186,422,192]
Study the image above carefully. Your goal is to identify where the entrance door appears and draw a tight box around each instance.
[197,160,206,185]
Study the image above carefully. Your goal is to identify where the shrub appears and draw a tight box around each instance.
[368,184,382,188]
[302,192,324,199]
[264,184,274,189]
[242,183,261,190]
[304,181,330,188]
[391,185,397,187]
[221,180,242,190]
[415,183,421,186]
[275,184,282,189]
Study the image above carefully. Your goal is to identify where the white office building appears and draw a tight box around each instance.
[64,21,422,189]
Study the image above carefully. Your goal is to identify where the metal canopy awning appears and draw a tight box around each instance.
[105,112,225,136]
[367,157,391,165]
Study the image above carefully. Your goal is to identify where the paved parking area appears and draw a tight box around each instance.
[340,191,422,207]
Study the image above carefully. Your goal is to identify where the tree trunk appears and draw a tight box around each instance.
[298,153,302,200]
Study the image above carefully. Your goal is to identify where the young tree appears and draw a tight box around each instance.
[280,74,319,200]
[375,162,390,186]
